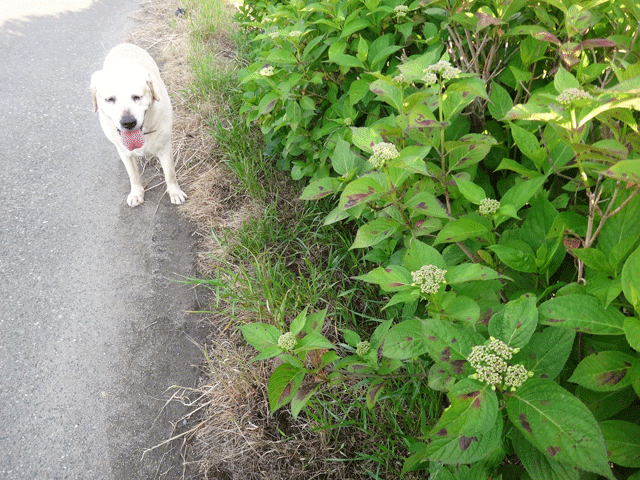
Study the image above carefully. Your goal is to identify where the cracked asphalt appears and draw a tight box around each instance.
[0,1,206,478]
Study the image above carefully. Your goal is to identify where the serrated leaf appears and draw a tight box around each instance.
[434,218,489,245]
[539,294,625,335]
[239,323,281,351]
[444,378,499,436]
[383,319,429,359]
[512,429,580,480]
[554,66,580,93]
[354,264,412,292]
[291,382,321,418]
[488,82,513,120]
[339,174,385,209]
[624,317,640,351]
[350,126,383,153]
[489,293,538,348]
[510,123,546,168]
[404,238,446,271]
[445,263,507,284]
[405,191,450,219]
[300,177,338,200]
[370,77,403,112]
[428,364,457,392]
[421,319,484,376]
[575,386,637,421]
[600,420,640,468]
[351,217,402,249]
[268,363,305,412]
[507,377,614,479]
[423,412,503,465]
[517,327,575,381]
[488,243,537,272]
[455,177,486,204]
[622,245,640,310]
[568,351,635,392]
[366,379,386,409]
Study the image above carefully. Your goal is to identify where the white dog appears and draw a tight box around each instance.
[90,43,187,207]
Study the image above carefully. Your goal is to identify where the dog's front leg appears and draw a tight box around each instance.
[117,149,145,207]
[157,144,187,205]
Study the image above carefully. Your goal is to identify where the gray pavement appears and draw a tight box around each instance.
[0,1,206,478]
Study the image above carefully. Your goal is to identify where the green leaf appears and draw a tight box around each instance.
[300,177,338,200]
[404,238,446,271]
[575,386,637,421]
[603,159,640,184]
[510,123,546,169]
[568,351,635,392]
[366,379,385,410]
[383,319,429,359]
[370,76,403,112]
[423,413,503,465]
[339,174,385,209]
[290,381,321,418]
[443,378,499,436]
[351,216,402,249]
[434,218,489,245]
[512,429,580,480]
[488,243,537,273]
[331,138,359,175]
[624,317,640,351]
[488,82,513,120]
[405,191,450,219]
[489,294,538,349]
[328,53,366,69]
[445,263,507,284]
[571,248,613,275]
[507,377,614,479]
[354,264,412,292]
[600,420,640,468]
[444,295,480,323]
[517,327,575,381]
[598,190,640,257]
[539,294,625,335]
[239,323,281,351]
[622,245,640,310]
[350,126,383,153]
[496,176,548,225]
[631,359,640,397]
[289,306,309,335]
[455,178,486,204]
[257,93,279,116]
[554,66,580,93]
[420,319,484,376]
[268,363,305,412]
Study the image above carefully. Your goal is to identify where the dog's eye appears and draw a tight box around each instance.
[132,95,141,102]
[106,97,116,104]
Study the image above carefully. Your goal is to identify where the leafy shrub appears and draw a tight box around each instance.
[236,0,640,477]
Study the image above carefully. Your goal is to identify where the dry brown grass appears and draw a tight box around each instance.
[126,2,366,479]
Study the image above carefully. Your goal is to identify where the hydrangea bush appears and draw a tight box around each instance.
[236,0,640,477]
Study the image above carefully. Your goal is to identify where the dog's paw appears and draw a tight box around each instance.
[127,189,145,207]
[168,186,187,205]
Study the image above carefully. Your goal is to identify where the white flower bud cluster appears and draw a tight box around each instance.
[288,30,303,38]
[369,142,400,168]
[260,66,275,77]
[468,337,531,391]
[422,60,461,84]
[268,31,279,39]
[394,5,409,17]
[356,340,370,356]
[479,198,500,216]
[411,264,447,295]
[393,73,407,84]
[557,88,592,106]
[277,332,297,351]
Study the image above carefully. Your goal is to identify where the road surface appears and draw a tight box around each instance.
[0,1,206,478]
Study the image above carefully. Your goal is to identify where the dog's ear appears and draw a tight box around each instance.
[90,70,102,112]
[147,76,160,102]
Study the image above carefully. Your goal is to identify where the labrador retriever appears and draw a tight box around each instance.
[90,43,187,207]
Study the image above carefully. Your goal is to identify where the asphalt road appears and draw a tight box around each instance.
[0,1,206,478]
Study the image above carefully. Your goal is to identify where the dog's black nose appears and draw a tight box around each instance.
[120,115,137,130]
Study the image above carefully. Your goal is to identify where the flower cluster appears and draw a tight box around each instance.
[260,66,275,77]
[411,264,447,295]
[557,88,592,107]
[394,5,409,17]
[369,142,399,169]
[277,332,297,351]
[393,73,407,84]
[422,60,461,84]
[268,31,279,39]
[356,340,370,356]
[468,337,532,391]
[288,30,303,38]
[479,198,500,216]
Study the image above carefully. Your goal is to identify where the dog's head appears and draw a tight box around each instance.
[90,64,159,132]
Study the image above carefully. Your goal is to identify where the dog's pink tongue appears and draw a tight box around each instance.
[120,129,145,151]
